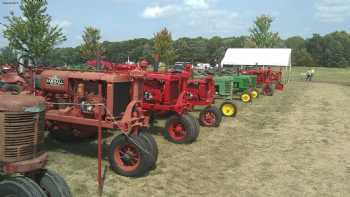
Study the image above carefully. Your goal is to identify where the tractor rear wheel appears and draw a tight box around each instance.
[240,93,251,103]
[220,101,238,117]
[164,113,199,144]
[139,131,158,170]
[109,134,153,177]
[35,170,72,197]
[199,106,222,127]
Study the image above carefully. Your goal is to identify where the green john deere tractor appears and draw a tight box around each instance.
[214,73,259,117]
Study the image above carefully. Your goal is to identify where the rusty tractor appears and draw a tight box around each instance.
[38,67,158,178]
[0,94,72,197]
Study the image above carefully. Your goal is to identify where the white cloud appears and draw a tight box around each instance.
[142,5,180,18]
[52,20,72,28]
[184,0,210,9]
[315,0,350,22]
[141,0,245,37]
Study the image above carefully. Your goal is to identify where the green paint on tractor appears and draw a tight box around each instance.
[214,74,257,101]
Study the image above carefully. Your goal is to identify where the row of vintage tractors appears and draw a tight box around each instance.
[0,61,285,195]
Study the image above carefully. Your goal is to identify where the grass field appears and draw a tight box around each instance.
[46,67,350,197]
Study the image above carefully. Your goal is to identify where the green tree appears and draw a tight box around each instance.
[306,34,325,66]
[285,36,305,49]
[207,36,224,64]
[0,47,17,65]
[80,27,104,61]
[45,47,83,66]
[174,38,192,62]
[2,0,66,66]
[153,28,176,65]
[243,38,258,48]
[249,15,279,48]
[293,48,315,67]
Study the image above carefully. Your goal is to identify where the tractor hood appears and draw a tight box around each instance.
[0,95,46,112]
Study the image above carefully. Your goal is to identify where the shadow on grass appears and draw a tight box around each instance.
[44,131,113,160]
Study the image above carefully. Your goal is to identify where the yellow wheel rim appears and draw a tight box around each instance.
[222,104,235,116]
[241,94,251,103]
[251,90,258,98]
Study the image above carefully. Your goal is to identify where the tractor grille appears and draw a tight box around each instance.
[224,81,233,95]
[0,111,45,163]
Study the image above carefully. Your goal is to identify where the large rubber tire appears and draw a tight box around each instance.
[16,176,47,197]
[220,101,238,117]
[187,113,200,140]
[164,113,199,144]
[109,134,153,177]
[0,177,33,197]
[0,176,46,197]
[138,131,158,170]
[35,170,72,197]
[199,106,222,127]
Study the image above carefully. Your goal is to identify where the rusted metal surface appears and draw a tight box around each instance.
[0,95,46,174]
[0,95,45,112]
[40,67,148,135]
[0,111,45,164]
[2,153,48,174]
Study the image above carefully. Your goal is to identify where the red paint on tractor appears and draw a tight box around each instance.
[240,66,284,91]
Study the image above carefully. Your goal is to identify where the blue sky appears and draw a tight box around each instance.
[0,0,350,47]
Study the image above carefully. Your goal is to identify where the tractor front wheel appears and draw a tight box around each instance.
[0,176,46,197]
[199,106,222,127]
[109,134,153,177]
[139,131,158,170]
[164,113,199,144]
[220,101,238,117]
[34,170,72,197]
[240,93,251,103]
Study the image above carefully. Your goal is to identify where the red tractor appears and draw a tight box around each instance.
[38,67,158,178]
[186,75,221,127]
[240,67,284,96]
[109,62,222,144]
[0,95,72,197]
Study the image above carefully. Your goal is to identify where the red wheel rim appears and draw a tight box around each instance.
[168,120,187,142]
[114,143,140,172]
[201,112,216,126]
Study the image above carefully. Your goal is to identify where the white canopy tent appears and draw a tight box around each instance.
[220,48,292,82]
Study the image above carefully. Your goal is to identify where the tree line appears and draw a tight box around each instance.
[0,1,349,68]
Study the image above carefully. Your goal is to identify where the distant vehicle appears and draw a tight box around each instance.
[196,63,211,70]
[171,62,192,71]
